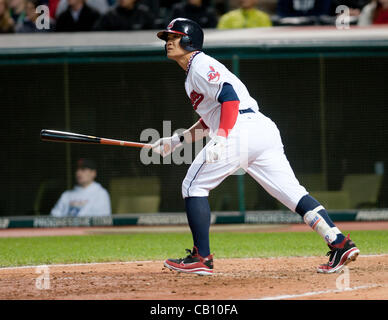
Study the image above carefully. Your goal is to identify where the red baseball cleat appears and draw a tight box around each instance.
[317,234,360,274]
[164,246,213,276]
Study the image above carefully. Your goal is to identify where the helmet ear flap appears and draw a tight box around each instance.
[180,35,193,51]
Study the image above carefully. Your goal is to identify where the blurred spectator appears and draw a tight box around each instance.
[160,0,181,9]
[257,0,278,15]
[93,0,155,31]
[155,0,183,28]
[50,159,111,217]
[15,0,55,32]
[277,0,331,18]
[358,0,388,25]
[9,0,26,25]
[170,0,218,28]
[36,0,60,19]
[56,0,100,31]
[48,0,60,18]
[330,0,370,17]
[55,0,110,18]
[0,0,15,32]
[217,0,272,29]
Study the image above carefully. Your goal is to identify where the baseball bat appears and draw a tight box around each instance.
[40,129,152,149]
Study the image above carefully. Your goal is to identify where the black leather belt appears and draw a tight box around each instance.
[239,108,255,114]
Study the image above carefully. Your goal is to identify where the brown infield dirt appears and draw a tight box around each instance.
[0,221,387,300]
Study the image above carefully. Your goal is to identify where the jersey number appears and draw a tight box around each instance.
[190,90,204,110]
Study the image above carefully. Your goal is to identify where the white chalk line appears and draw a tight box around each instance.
[0,253,387,271]
[255,284,381,300]
[0,260,156,271]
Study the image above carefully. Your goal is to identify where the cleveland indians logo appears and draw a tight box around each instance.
[190,90,204,110]
[207,66,220,82]
[167,21,174,29]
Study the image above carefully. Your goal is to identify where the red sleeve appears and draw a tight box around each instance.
[217,100,240,138]
[199,118,209,130]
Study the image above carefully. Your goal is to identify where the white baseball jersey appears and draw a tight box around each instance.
[182,52,308,211]
[50,182,111,217]
[185,51,258,135]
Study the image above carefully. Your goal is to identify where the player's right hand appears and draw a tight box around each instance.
[151,133,182,157]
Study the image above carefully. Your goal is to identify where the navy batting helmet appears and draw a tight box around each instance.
[157,18,204,52]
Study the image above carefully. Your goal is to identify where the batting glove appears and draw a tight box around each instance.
[206,135,227,163]
[152,133,183,157]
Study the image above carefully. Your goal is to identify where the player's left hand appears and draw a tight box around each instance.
[151,133,182,157]
[206,135,227,163]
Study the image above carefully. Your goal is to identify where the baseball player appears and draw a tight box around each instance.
[153,18,359,275]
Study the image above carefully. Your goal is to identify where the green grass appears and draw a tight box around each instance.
[0,230,387,268]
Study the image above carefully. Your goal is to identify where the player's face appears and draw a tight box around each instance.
[76,168,96,187]
[166,33,187,60]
